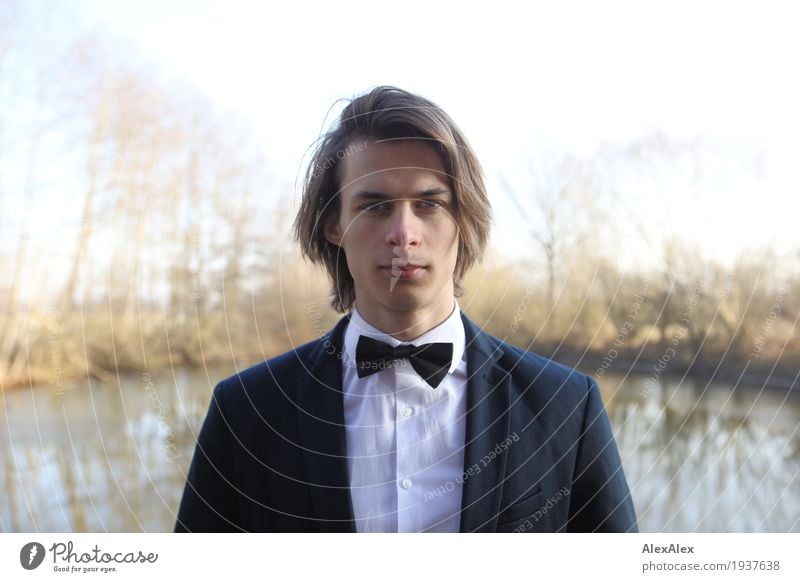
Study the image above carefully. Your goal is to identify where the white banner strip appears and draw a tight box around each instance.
[1,533,798,581]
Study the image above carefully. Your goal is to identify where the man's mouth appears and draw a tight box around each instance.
[380,262,425,269]
[381,264,426,281]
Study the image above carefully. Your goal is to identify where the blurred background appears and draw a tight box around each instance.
[1,0,798,532]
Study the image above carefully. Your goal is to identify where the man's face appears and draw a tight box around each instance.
[324,138,459,324]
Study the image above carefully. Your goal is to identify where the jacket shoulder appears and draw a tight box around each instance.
[213,337,323,404]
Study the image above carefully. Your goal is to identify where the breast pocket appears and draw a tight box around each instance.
[495,486,544,529]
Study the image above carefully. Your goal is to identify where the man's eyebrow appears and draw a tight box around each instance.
[350,188,451,201]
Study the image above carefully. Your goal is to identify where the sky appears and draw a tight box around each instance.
[6,0,800,271]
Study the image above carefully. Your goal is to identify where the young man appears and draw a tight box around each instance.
[175,86,638,533]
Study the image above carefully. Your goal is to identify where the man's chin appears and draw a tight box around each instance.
[366,284,428,311]
[382,290,425,310]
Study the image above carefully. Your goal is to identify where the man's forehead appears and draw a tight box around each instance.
[340,172,452,200]
[343,166,449,185]
[341,138,445,171]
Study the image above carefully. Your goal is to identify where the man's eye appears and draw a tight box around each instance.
[363,201,390,212]
[419,199,444,209]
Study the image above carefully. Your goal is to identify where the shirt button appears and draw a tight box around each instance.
[401,406,413,417]
[401,478,413,490]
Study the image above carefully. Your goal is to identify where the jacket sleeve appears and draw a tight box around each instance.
[174,381,242,532]
[567,376,638,532]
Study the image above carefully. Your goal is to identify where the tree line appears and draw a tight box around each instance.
[1,6,797,390]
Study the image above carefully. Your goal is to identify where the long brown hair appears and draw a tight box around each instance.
[293,86,492,312]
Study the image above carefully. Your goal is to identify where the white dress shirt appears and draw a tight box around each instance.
[342,302,468,532]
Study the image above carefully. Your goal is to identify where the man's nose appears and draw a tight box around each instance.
[385,201,420,247]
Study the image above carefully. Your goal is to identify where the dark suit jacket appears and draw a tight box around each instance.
[175,312,638,532]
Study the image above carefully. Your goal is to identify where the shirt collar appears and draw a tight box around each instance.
[343,300,466,375]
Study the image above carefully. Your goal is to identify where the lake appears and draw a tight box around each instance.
[1,365,798,532]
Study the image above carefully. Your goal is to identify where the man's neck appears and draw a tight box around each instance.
[354,299,456,342]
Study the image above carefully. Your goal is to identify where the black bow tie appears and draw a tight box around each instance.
[355,335,453,388]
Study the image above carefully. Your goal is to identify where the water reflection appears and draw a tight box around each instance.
[0,367,218,532]
[598,372,800,532]
[1,367,798,532]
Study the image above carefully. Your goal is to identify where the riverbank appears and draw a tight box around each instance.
[5,342,797,394]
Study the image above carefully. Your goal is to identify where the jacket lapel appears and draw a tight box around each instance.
[459,313,512,532]
[295,315,356,532]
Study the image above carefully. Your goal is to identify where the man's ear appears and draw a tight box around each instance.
[323,215,342,246]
